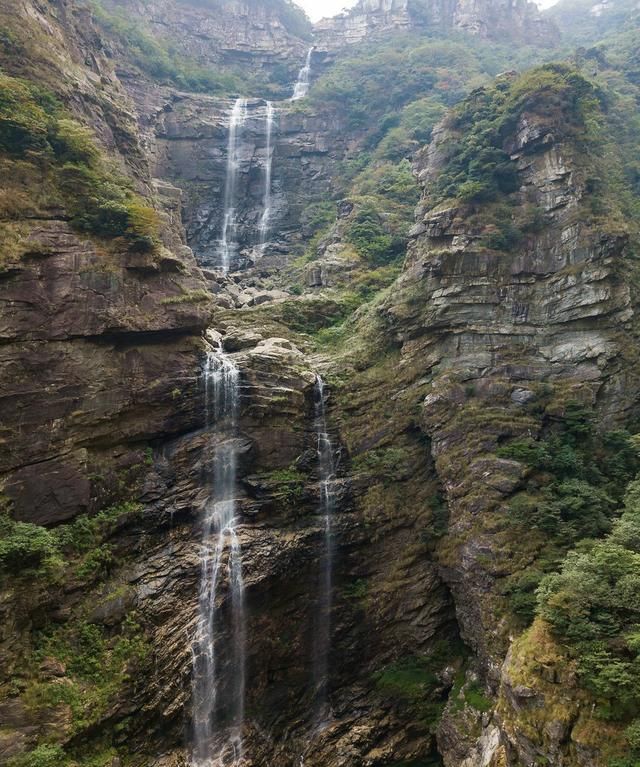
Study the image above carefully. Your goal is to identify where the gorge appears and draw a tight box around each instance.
[1,0,640,766]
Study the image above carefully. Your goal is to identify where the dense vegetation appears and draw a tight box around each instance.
[538,478,640,725]
[431,64,602,207]
[498,403,639,624]
[309,33,545,135]
[546,0,640,46]
[518,476,640,765]
[0,71,158,250]
[292,32,551,291]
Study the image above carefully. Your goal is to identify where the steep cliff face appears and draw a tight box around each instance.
[314,0,559,49]
[2,0,640,764]
[99,0,311,84]
[0,0,212,760]
[376,67,640,766]
[0,0,215,521]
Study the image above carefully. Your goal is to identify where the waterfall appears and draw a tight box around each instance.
[192,343,246,766]
[312,375,336,722]
[291,47,314,101]
[258,100,275,253]
[218,98,248,274]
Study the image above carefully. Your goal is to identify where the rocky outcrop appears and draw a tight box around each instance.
[376,73,640,766]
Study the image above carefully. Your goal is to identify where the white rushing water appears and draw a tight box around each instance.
[258,100,275,253]
[291,47,314,101]
[218,98,248,274]
[312,375,336,722]
[192,343,246,766]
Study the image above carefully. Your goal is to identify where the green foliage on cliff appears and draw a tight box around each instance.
[0,502,142,577]
[261,0,312,39]
[431,64,602,206]
[498,403,639,623]
[17,613,150,764]
[0,517,60,572]
[537,478,640,745]
[545,0,640,46]
[375,98,447,162]
[0,71,159,249]
[344,201,406,266]
[374,655,446,731]
[311,33,542,133]
[8,745,67,767]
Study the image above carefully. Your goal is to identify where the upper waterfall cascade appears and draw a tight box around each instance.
[218,98,248,274]
[217,98,279,271]
[291,47,314,101]
[258,100,276,254]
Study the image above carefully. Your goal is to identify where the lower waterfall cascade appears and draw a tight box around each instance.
[191,343,246,766]
[312,375,337,724]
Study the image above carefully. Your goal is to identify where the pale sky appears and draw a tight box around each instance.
[297,0,557,22]
[297,0,358,22]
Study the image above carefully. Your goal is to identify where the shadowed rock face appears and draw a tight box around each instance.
[142,94,349,270]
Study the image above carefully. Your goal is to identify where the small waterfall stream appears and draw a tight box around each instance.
[291,47,314,101]
[258,100,275,254]
[192,343,246,766]
[218,98,248,274]
[312,375,336,722]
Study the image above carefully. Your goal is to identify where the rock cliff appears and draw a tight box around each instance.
[1,0,639,765]
[376,68,640,765]
[99,0,311,85]
[314,0,559,50]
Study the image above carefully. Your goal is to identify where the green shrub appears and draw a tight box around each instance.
[8,744,68,767]
[345,203,405,266]
[0,73,52,156]
[343,579,368,599]
[432,65,602,206]
[0,502,140,577]
[0,518,60,572]
[50,119,99,165]
[537,478,640,721]
[463,681,493,712]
